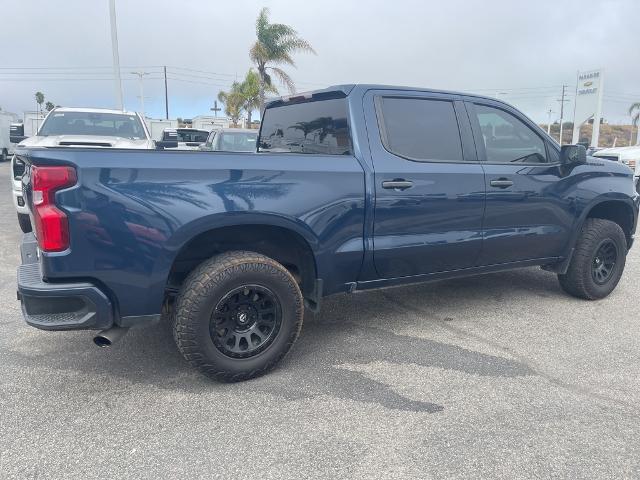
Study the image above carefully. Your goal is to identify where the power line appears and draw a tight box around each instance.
[0,77,164,81]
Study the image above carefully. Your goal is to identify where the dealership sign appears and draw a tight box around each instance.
[571,69,604,147]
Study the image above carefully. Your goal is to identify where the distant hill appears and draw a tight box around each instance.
[539,123,638,148]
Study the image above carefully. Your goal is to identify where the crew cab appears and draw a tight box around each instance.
[15,85,639,381]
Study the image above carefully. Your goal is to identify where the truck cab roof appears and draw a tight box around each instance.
[266,84,506,108]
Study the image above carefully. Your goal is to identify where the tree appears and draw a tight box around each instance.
[217,83,244,126]
[249,7,315,113]
[238,69,276,127]
[35,91,45,115]
[45,101,55,112]
[630,102,640,145]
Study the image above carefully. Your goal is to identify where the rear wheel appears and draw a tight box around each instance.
[17,213,32,233]
[173,251,304,382]
[558,218,627,300]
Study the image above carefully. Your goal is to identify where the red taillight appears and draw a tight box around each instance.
[31,165,77,252]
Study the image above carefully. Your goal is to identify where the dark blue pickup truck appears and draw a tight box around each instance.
[16,85,639,381]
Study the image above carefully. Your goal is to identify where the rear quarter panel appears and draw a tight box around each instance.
[21,148,365,317]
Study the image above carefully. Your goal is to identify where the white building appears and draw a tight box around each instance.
[145,118,179,140]
[191,115,230,131]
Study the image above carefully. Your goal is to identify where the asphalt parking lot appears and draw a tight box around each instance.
[0,163,639,479]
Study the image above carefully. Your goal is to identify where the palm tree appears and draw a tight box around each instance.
[630,102,640,145]
[34,91,45,116]
[217,83,244,126]
[45,101,55,112]
[249,7,315,113]
[238,69,276,127]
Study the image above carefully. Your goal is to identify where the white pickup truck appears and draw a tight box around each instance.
[10,107,175,232]
[593,145,640,190]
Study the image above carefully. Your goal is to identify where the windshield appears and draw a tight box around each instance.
[176,130,208,143]
[217,131,258,152]
[39,112,147,139]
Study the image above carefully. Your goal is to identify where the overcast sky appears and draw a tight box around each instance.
[1,0,639,124]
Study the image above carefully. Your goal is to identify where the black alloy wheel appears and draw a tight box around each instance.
[210,284,282,358]
[591,239,618,285]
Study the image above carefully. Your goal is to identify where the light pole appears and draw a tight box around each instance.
[131,71,150,119]
[546,108,554,135]
[109,0,124,110]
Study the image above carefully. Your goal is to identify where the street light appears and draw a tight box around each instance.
[131,71,150,119]
[109,0,123,110]
[546,108,554,135]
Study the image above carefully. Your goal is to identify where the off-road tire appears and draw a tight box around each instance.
[558,218,627,300]
[17,213,32,233]
[173,251,304,382]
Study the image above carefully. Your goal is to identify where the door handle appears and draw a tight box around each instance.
[489,178,513,188]
[382,179,413,190]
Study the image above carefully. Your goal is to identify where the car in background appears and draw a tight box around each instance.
[10,107,174,233]
[161,128,209,150]
[200,128,258,152]
[592,145,640,189]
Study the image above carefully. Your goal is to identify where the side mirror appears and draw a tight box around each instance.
[155,140,178,149]
[560,144,587,165]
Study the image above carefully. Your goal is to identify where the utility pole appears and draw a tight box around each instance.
[557,85,569,145]
[163,66,169,120]
[546,108,554,135]
[108,0,124,110]
[210,101,221,117]
[131,71,150,119]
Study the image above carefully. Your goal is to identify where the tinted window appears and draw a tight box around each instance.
[176,130,208,143]
[39,112,146,139]
[378,97,463,161]
[474,104,547,163]
[259,98,352,155]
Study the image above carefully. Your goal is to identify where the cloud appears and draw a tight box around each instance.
[1,0,638,123]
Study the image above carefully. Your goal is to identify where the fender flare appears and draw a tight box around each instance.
[551,194,638,274]
[153,211,321,290]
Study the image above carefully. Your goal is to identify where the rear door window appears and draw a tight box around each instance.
[258,98,352,155]
[377,97,464,162]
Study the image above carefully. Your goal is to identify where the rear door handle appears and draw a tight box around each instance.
[382,179,413,190]
[489,178,513,188]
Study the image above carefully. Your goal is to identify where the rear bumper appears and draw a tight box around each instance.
[17,234,114,331]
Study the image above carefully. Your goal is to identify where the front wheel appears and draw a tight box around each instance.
[558,218,627,300]
[173,251,304,382]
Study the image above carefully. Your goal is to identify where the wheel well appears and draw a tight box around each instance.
[586,201,635,247]
[167,224,318,298]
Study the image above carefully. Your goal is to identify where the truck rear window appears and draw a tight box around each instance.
[258,98,352,155]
